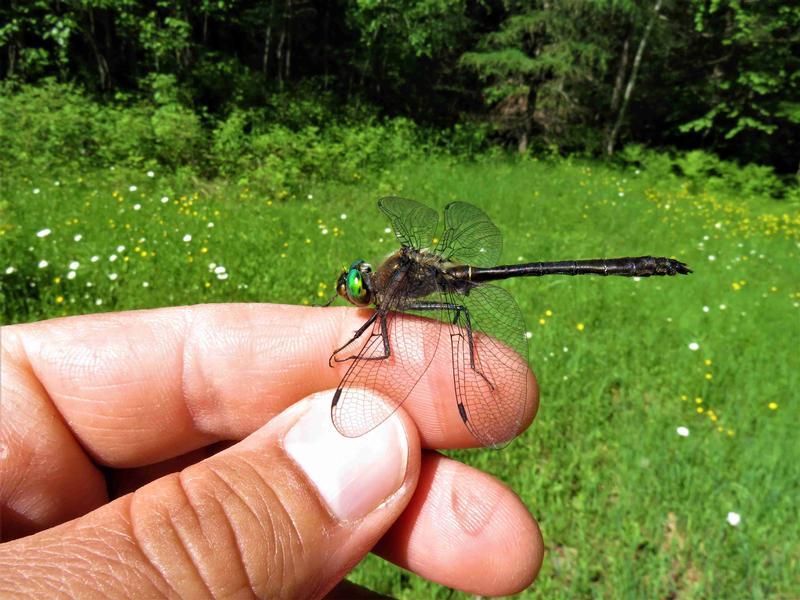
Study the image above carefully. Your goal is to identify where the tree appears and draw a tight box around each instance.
[344,0,473,118]
[678,0,800,173]
[604,0,664,155]
[461,1,659,154]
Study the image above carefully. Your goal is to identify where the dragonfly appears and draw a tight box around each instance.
[327,197,691,447]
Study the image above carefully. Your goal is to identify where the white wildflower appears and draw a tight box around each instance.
[36,228,52,238]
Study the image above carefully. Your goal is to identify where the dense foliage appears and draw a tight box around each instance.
[2,1,798,173]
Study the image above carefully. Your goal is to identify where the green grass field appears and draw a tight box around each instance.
[2,157,798,598]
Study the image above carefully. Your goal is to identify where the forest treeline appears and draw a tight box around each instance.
[1,0,798,175]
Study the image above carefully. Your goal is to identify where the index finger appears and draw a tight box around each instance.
[6,303,538,466]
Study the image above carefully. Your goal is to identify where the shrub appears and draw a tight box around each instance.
[0,79,99,167]
[0,80,206,171]
[619,144,788,198]
[208,109,424,196]
[151,103,207,168]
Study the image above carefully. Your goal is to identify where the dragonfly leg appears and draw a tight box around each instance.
[404,301,495,390]
[330,312,392,365]
[453,306,495,391]
[329,312,379,366]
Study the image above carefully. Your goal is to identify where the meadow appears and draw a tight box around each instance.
[2,156,798,598]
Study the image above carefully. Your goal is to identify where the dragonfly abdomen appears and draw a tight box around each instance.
[454,256,691,282]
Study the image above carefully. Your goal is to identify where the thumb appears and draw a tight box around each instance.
[0,393,420,598]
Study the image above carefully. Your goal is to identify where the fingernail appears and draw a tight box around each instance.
[283,395,408,522]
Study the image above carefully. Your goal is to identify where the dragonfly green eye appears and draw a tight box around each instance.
[338,260,372,306]
[349,267,364,296]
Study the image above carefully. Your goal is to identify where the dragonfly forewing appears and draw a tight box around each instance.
[378,196,438,250]
[437,201,503,267]
[331,303,445,438]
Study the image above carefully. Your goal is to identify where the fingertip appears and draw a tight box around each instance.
[376,452,543,596]
[521,366,540,434]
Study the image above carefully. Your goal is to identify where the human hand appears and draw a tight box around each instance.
[0,304,542,597]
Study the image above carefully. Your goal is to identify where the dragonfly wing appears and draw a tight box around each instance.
[437,201,503,267]
[378,197,439,250]
[445,284,529,448]
[331,269,446,438]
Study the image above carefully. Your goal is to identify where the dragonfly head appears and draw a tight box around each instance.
[337,260,374,307]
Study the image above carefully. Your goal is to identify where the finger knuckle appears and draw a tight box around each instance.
[130,454,312,597]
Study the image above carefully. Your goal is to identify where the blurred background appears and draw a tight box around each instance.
[1,1,798,597]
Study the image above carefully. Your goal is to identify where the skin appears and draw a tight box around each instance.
[0,303,543,598]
